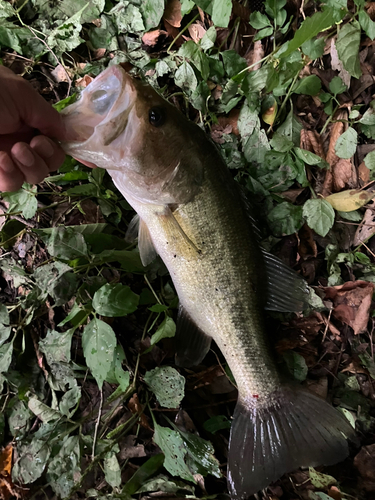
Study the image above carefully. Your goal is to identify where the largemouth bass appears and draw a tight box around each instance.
[60,65,355,498]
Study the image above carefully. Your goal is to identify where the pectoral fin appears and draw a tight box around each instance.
[262,250,309,312]
[125,214,158,266]
[175,306,212,367]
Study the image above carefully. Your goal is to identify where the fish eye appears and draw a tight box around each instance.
[149,106,166,127]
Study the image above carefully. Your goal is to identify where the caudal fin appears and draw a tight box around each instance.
[227,386,356,499]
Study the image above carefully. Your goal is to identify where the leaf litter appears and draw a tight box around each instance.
[1,0,375,499]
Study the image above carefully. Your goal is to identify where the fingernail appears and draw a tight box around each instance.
[37,139,54,158]
[16,144,35,167]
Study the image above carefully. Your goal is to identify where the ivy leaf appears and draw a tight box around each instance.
[150,316,176,345]
[92,283,139,317]
[336,21,362,78]
[211,0,232,28]
[153,423,195,482]
[82,318,116,389]
[359,10,375,41]
[335,127,358,159]
[303,199,335,237]
[293,75,321,95]
[267,202,304,236]
[144,366,185,408]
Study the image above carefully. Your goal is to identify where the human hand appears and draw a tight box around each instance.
[0,66,67,192]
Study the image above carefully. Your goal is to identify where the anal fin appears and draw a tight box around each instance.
[175,306,211,367]
[262,249,309,312]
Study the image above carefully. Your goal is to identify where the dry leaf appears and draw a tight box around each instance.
[0,444,22,500]
[245,40,264,71]
[142,30,160,46]
[51,64,70,83]
[163,19,180,42]
[332,158,357,191]
[330,38,351,88]
[325,189,375,212]
[92,48,106,60]
[75,75,94,88]
[300,129,325,160]
[326,116,345,167]
[354,443,375,492]
[128,393,151,430]
[298,223,318,259]
[188,23,206,43]
[354,204,375,246]
[358,161,371,184]
[324,281,374,335]
[163,0,182,28]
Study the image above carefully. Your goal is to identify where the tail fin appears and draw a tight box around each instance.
[227,386,356,499]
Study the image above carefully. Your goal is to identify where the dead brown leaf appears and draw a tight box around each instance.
[188,23,206,43]
[322,113,346,197]
[354,203,375,247]
[75,74,94,88]
[330,38,351,88]
[163,19,180,42]
[298,223,318,260]
[300,129,325,159]
[245,40,264,71]
[0,444,22,500]
[354,443,375,492]
[358,161,371,184]
[324,281,374,335]
[163,0,182,28]
[128,393,151,430]
[332,158,357,191]
[51,64,71,83]
[142,29,167,47]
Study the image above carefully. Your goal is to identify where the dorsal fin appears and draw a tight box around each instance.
[175,306,212,367]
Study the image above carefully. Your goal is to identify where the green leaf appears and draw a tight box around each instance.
[33,261,78,306]
[280,8,343,59]
[139,0,164,31]
[250,11,271,29]
[329,76,347,96]
[337,210,362,222]
[2,184,37,219]
[301,37,325,59]
[200,26,217,51]
[179,41,210,80]
[28,397,61,423]
[293,75,321,95]
[0,303,9,325]
[359,10,375,41]
[144,366,185,408]
[0,325,11,348]
[149,304,169,313]
[203,415,231,434]
[0,0,15,18]
[150,316,176,345]
[46,436,81,498]
[104,452,121,488]
[309,467,337,489]
[254,26,273,41]
[211,0,232,28]
[283,351,308,381]
[303,198,335,237]
[267,202,304,237]
[221,49,247,78]
[364,150,375,170]
[359,108,375,125]
[39,328,74,365]
[92,283,139,317]
[82,318,116,389]
[336,21,362,78]
[177,428,221,478]
[53,93,77,112]
[105,344,130,391]
[334,127,358,159]
[294,147,327,166]
[0,341,13,373]
[153,422,195,482]
[122,454,164,495]
[111,2,145,33]
[46,227,88,260]
[66,183,98,196]
[174,61,198,94]
[12,440,50,484]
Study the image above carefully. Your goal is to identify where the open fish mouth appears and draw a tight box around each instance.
[60,65,137,170]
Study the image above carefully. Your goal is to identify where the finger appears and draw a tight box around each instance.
[0,151,25,192]
[10,142,49,185]
[30,136,66,172]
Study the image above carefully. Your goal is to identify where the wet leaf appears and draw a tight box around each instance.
[82,318,116,389]
[104,451,121,488]
[144,366,185,408]
[12,440,50,484]
[335,127,358,159]
[336,21,362,78]
[153,422,195,482]
[46,436,81,497]
[150,316,176,345]
[283,351,308,381]
[303,199,335,237]
[92,283,139,317]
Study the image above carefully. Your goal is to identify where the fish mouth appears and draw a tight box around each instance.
[60,66,136,164]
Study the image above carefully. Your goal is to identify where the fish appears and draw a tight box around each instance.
[60,65,356,499]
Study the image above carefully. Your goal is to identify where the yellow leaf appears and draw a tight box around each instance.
[325,190,375,212]
[262,97,278,125]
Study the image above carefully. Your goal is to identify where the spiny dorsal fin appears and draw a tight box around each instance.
[175,305,212,367]
[262,249,309,312]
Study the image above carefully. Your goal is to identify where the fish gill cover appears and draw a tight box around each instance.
[0,1,375,500]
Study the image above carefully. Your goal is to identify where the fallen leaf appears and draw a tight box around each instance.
[300,129,325,160]
[354,443,375,492]
[330,38,351,88]
[163,19,180,42]
[358,161,371,184]
[327,486,343,500]
[354,204,375,246]
[128,393,152,430]
[92,48,106,60]
[0,444,12,476]
[163,0,182,28]
[51,64,71,83]
[245,40,264,71]
[332,158,357,191]
[0,444,22,500]
[325,189,375,212]
[322,114,346,197]
[75,75,94,88]
[142,30,167,46]
[298,223,318,260]
[188,23,206,43]
[324,281,374,335]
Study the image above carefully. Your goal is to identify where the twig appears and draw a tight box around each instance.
[92,388,103,460]
[322,307,333,343]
